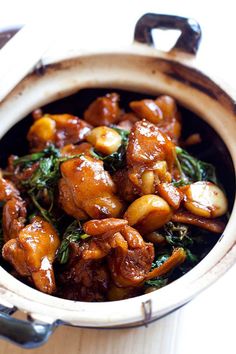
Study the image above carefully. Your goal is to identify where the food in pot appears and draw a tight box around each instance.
[0,92,228,301]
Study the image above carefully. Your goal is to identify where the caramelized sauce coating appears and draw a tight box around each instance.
[0,177,20,201]
[27,114,91,151]
[60,142,92,157]
[59,155,124,219]
[155,95,182,144]
[2,217,60,294]
[171,210,225,233]
[117,112,139,131]
[84,93,120,126]
[58,255,109,301]
[157,183,183,209]
[2,197,27,242]
[127,120,176,194]
[129,95,181,143]
[130,99,163,124]
[84,220,154,287]
[60,218,154,298]
[0,178,26,242]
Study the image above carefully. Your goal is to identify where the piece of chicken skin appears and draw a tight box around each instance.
[83,219,154,287]
[59,155,124,219]
[27,114,92,151]
[0,178,27,242]
[126,120,176,195]
[129,95,182,144]
[2,217,60,294]
[60,142,92,157]
[0,177,20,201]
[2,198,27,242]
[155,95,182,144]
[84,93,120,126]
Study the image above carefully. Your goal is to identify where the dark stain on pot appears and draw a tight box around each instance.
[47,59,84,72]
[151,57,236,114]
[167,71,219,100]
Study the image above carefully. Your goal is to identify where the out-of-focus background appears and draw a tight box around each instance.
[0,1,235,353]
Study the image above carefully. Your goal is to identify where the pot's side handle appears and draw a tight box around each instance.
[0,306,59,348]
[134,13,202,54]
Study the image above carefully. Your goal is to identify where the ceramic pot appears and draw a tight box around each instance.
[0,14,235,348]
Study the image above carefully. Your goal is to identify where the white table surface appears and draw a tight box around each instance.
[0,1,236,353]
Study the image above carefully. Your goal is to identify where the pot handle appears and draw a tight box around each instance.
[134,13,201,54]
[0,304,59,348]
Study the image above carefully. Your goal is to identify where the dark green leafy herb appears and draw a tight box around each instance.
[144,220,219,287]
[29,191,56,225]
[15,145,82,224]
[57,220,90,264]
[145,278,168,288]
[90,144,127,173]
[21,150,81,193]
[163,222,193,247]
[173,146,218,186]
[151,254,170,269]
[13,145,60,168]
[24,156,60,191]
[144,254,170,288]
[179,248,199,274]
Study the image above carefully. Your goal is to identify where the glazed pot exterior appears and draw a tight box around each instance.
[0,14,235,348]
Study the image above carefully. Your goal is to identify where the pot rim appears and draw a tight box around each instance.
[0,49,235,327]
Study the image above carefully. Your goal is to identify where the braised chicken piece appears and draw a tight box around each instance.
[58,179,88,220]
[83,219,154,287]
[117,112,139,131]
[155,95,182,144]
[59,260,109,301]
[60,142,92,157]
[27,114,92,151]
[84,93,121,126]
[2,217,60,294]
[83,218,128,236]
[129,95,181,144]
[58,241,109,301]
[2,198,27,242]
[59,155,124,219]
[171,210,225,233]
[130,99,163,124]
[112,169,138,202]
[0,177,20,201]
[58,219,154,301]
[108,225,154,287]
[126,120,176,195]
[0,178,26,242]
